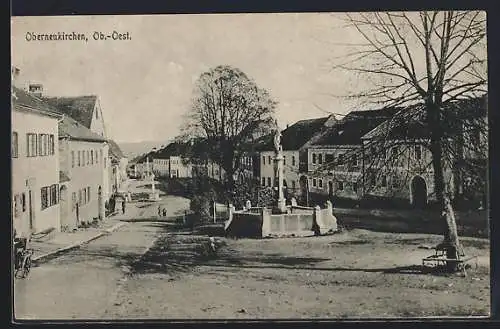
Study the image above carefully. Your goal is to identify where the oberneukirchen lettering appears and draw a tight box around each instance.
[26,32,87,41]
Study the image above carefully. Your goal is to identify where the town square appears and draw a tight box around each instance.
[11,12,489,320]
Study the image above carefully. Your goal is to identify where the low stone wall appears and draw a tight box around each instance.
[224,212,263,238]
[225,201,338,238]
[264,213,315,237]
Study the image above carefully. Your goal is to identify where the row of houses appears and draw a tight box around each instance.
[11,67,128,236]
[130,95,487,209]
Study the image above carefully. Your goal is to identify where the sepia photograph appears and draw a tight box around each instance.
[11,11,489,320]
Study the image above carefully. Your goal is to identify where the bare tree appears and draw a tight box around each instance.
[329,11,487,268]
[182,65,277,194]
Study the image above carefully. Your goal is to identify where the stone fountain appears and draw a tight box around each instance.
[224,126,338,238]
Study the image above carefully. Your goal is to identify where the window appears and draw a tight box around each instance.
[91,150,94,164]
[78,189,82,204]
[283,156,286,165]
[312,178,317,187]
[392,146,399,157]
[312,153,317,164]
[78,151,81,166]
[83,151,86,166]
[268,155,272,164]
[49,134,55,155]
[87,150,90,165]
[337,181,344,191]
[12,132,18,158]
[50,184,58,206]
[325,154,334,163]
[72,192,77,209]
[318,154,323,164]
[96,109,99,119]
[319,179,323,188]
[415,145,422,160]
[353,182,358,193]
[292,156,296,166]
[87,187,90,202]
[21,193,26,212]
[13,194,20,217]
[100,149,103,164]
[96,149,99,164]
[41,186,49,209]
[369,173,376,187]
[27,133,37,157]
[381,175,387,187]
[267,177,272,187]
[472,129,481,146]
[38,134,44,156]
[262,177,266,186]
[292,180,296,189]
[71,151,75,168]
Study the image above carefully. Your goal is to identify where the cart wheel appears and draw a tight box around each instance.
[24,256,32,277]
[20,255,31,278]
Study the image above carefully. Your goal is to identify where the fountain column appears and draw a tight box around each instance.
[274,150,287,213]
[272,124,287,214]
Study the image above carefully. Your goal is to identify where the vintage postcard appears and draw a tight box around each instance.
[11,12,489,320]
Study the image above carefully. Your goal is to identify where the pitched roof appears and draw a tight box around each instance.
[151,139,205,160]
[252,133,275,152]
[310,107,400,147]
[282,117,330,150]
[12,86,62,118]
[362,96,487,141]
[256,116,329,152]
[59,115,107,143]
[43,96,97,129]
[107,139,125,159]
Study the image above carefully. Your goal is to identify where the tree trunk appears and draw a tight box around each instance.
[427,102,461,272]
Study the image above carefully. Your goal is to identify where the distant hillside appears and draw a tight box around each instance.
[117,140,170,159]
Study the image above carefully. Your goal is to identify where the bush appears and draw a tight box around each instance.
[190,190,217,224]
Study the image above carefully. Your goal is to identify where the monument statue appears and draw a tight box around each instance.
[273,128,282,154]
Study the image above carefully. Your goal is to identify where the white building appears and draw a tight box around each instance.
[12,86,63,234]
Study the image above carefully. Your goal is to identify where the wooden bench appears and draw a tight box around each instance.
[422,245,479,276]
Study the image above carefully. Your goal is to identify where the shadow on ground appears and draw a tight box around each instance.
[126,229,472,278]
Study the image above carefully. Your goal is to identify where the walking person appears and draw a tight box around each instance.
[158,205,162,217]
[162,208,167,217]
[122,199,126,214]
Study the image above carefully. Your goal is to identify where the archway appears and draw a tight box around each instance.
[411,176,427,208]
[59,185,68,231]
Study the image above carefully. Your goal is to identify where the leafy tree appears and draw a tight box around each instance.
[182,65,277,197]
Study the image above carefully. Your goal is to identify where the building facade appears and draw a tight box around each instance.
[12,87,62,234]
[58,118,108,230]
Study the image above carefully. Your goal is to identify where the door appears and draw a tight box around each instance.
[76,203,80,225]
[98,186,102,220]
[328,181,334,199]
[59,185,68,230]
[411,176,427,208]
[28,190,34,232]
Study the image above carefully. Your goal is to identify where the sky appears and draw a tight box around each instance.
[10,13,486,143]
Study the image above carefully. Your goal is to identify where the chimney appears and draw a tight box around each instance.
[11,67,21,89]
[11,66,20,82]
[28,83,43,98]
